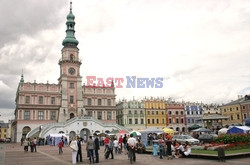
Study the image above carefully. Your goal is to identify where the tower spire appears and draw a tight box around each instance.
[20,70,24,83]
[62,1,79,46]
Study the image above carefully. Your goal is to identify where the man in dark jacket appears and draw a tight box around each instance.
[76,136,83,162]
[94,133,100,163]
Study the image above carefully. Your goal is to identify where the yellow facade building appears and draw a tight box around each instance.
[145,98,166,128]
[0,122,10,140]
[221,97,244,126]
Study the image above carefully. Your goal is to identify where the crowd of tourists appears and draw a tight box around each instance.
[21,132,191,164]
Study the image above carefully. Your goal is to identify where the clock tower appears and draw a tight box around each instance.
[58,2,84,122]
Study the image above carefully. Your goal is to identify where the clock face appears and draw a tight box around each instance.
[68,68,75,75]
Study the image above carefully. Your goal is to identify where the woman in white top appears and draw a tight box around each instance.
[70,136,79,164]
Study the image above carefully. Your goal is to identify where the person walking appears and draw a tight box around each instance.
[94,133,100,163]
[33,137,37,152]
[76,136,83,162]
[58,140,63,154]
[70,136,78,164]
[127,134,137,164]
[86,135,95,164]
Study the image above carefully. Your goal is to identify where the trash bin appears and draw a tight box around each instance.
[217,147,225,162]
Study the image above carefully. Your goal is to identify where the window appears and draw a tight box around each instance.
[152,119,155,124]
[176,111,178,115]
[98,99,102,106]
[162,111,164,115]
[88,98,92,106]
[70,83,74,88]
[39,96,43,104]
[169,118,172,124]
[107,99,111,106]
[156,111,158,115]
[168,111,171,115]
[181,111,183,115]
[129,119,132,124]
[25,96,30,104]
[147,111,150,115]
[135,119,138,124]
[192,119,194,123]
[98,112,102,120]
[224,109,226,112]
[50,111,56,120]
[38,111,44,120]
[187,111,190,115]
[237,114,240,120]
[156,119,159,124]
[24,111,30,120]
[148,119,150,124]
[107,112,111,120]
[141,119,144,124]
[134,110,137,114]
[230,108,232,111]
[244,114,247,119]
[152,111,154,115]
[162,119,165,124]
[88,111,93,117]
[140,110,143,114]
[242,106,245,110]
[70,96,74,103]
[181,118,184,123]
[230,115,233,120]
[128,110,132,114]
[188,119,190,123]
[176,118,179,123]
[51,97,55,104]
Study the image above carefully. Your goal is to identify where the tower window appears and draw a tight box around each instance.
[70,96,74,103]
[70,83,74,88]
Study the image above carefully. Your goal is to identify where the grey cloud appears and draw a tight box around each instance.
[0,0,65,48]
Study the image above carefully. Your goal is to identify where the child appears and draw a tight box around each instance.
[58,140,63,154]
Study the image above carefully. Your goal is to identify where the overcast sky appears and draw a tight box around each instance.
[1,0,250,122]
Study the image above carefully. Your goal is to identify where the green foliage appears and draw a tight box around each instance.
[214,134,250,144]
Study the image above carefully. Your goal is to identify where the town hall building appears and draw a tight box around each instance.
[12,2,127,142]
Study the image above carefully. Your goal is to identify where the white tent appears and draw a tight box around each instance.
[218,128,228,135]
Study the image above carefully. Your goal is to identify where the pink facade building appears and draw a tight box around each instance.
[12,2,119,142]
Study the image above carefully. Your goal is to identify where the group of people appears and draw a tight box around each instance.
[22,137,37,152]
[68,134,100,164]
[153,133,191,160]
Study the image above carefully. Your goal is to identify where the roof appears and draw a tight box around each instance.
[0,123,9,128]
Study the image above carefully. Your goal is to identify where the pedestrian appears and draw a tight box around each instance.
[118,135,123,152]
[114,138,119,154]
[33,137,37,152]
[127,133,137,163]
[104,135,109,152]
[70,136,78,164]
[94,133,100,163]
[108,137,114,159]
[58,140,63,154]
[86,135,95,164]
[23,138,29,152]
[123,134,128,154]
[76,136,83,162]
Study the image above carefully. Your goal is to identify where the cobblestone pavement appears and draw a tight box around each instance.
[1,143,250,165]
